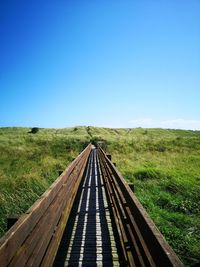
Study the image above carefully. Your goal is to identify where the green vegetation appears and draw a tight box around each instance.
[0,126,200,266]
[0,127,89,236]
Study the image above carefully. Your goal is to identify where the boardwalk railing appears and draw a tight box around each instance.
[0,144,92,267]
[98,146,183,267]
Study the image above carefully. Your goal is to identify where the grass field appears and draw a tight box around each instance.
[0,126,200,266]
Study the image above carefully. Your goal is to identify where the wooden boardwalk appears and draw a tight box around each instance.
[0,144,183,267]
[54,148,121,266]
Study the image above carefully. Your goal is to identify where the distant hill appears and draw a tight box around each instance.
[0,126,200,266]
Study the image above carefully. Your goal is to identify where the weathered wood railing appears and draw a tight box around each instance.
[98,147,183,267]
[0,144,92,267]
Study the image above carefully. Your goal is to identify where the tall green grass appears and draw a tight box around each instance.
[0,127,89,236]
[0,126,199,266]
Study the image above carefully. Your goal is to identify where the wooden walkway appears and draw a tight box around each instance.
[0,144,183,267]
[54,148,121,266]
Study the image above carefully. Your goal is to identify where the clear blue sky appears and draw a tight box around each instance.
[1,0,200,129]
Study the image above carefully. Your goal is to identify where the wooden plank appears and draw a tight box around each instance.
[25,191,71,266]
[0,178,64,265]
[40,154,90,267]
[9,183,70,266]
[98,156,129,264]
[102,157,154,266]
[27,156,90,267]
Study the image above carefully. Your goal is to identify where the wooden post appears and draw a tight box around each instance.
[7,215,19,230]
[128,183,135,192]
[107,154,112,161]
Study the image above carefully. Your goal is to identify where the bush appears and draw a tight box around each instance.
[29,127,39,134]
